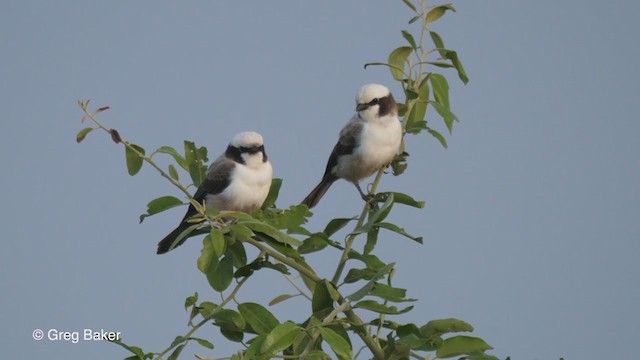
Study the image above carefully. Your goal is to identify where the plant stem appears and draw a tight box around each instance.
[331,167,387,285]
[79,102,198,206]
[153,277,248,360]
[244,237,321,283]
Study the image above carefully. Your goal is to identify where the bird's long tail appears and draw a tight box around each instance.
[302,178,336,209]
[157,223,191,254]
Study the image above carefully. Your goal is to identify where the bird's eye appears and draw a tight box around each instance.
[371,98,379,104]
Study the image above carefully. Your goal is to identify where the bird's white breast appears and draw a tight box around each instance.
[206,159,273,213]
[337,115,402,181]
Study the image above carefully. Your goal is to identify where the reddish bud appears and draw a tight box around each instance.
[110,129,122,144]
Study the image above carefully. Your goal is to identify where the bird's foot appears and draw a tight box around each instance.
[354,182,375,207]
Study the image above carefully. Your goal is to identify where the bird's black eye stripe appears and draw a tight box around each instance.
[370,98,379,105]
[239,145,264,154]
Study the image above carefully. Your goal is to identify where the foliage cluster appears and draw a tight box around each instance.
[77,1,500,359]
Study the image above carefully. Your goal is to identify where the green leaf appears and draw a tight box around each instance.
[139,196,183,223]
[189,163,204,187]
[238,302,280,335]
[125,143,145,176]
[420,318,474,337]
[197,145,208,163]
[168,164,179,181]
[256,234,301,261]
[445,50,469,84]
[405,87,419,100]
[344,268,377,284]
[197,301,218,318]
[230,224,253,241]
[401,30,417,50]
[261,322,302,354]
[353,300,413,315]
[408,15,421,24]
[418,75,430,101]
[153,145,187,170]
[269,294,295,306]
[405,77,426,133]
[259,205,310,234]
[207,255,233,291]
[388,46,412,81]
[242,334,266,360]
[401,0,417,13]
[167,344,185,360]
[184,140,198,164]
[299,233,329,254]
[348,252,388,271]
[375,222,423,243]
[396,324,429,349]
[184,141,207,187]
[190,337,214,349]
[312,280,334,313]
[364,226,378,255]
[220,326,244,343]
[429,73,450,110]
[370,283,416,303]
[227,241,248,268]
[397,103,408,117]
[262,178,282,209]
[428,100,458,134]
[346,263,395,302]
[406,120,428,135]
[384,192,425,208]
[407,101,426,132]
[169,335,187,350]
[323,217,357,237]
[429,31,447,57]
[436,336,492,358]
[427,128,448,149]
[464,354,501,360]
[426,61,454,68]
[184,292,198,311]
[318,327,353,360]
[363,62,407,77]
[212,309,245,331]
[234,257,289,278]
[210,228,225,257]
[425,4,456,24]
[110,339,149,359]
[197,235,217,274]
[76,127,94,143]
[305,351,332,360]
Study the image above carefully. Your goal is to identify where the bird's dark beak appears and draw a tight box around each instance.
[356,103,368,112]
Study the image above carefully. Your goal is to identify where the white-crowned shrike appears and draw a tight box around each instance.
[157,131,273,254]
[302,84,402,208]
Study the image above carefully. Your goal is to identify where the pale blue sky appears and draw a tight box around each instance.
[1,1,639,359]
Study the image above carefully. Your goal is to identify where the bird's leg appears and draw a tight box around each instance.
[354,182,374,203]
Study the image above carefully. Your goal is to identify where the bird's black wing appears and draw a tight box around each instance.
[157,156,236,254]
[321,119,363,181]
[181,155,236,222]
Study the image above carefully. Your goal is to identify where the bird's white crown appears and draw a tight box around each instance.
[355,83,390,105]
[231,131,264,147]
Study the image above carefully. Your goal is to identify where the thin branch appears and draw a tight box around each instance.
[153,277,248,360]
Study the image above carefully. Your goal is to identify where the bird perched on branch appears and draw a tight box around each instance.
[157,131,272,254]
[302,84,402,208]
